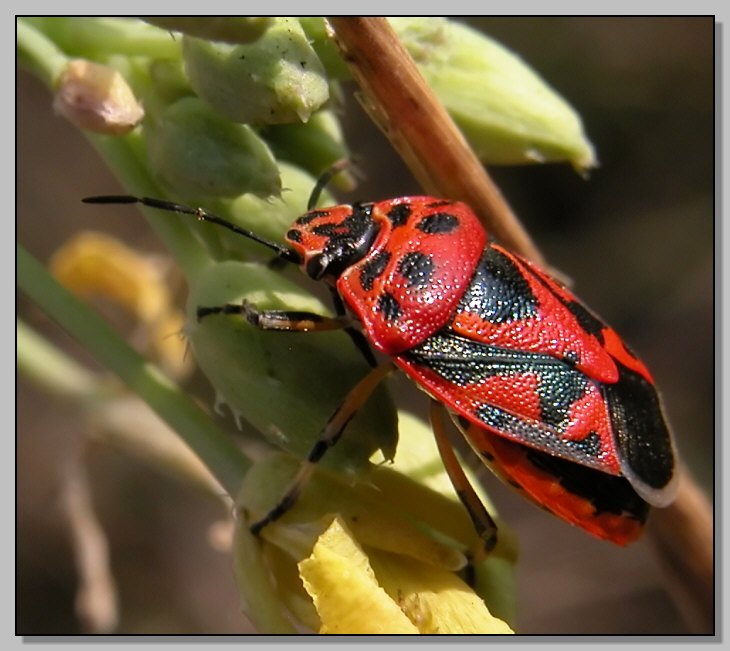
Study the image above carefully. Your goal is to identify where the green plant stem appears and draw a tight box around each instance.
[22,17,180,59]
[18,244,250,498]
[16,18,68,86]
[17,319,98,400]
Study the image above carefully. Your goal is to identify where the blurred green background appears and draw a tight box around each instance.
[18,17,713,634]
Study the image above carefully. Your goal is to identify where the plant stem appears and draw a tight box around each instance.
[18,244,250,498]
[16,18,68,86]
[327,17,545,266]
[17,319,98,400]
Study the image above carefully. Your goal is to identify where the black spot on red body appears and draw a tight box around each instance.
[387,203,411,228]
[416,212,460,234]
[359,250,392,291]
[377,292,401,322]
[397,251,435,288]
[286,229,302,242]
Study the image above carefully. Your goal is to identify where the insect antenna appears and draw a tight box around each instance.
[307,159,353,210]
[82,195,301,264]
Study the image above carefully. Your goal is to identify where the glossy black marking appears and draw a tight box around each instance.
[386,203,411,228]
[525,447,649,521]
[458,247,539,324]
[304,203,379,280]
[397,251,435,288]
[563,350,580,367]
[359,250,392,291]
[604,362,675,489]
[296,209,330,225]
[477,404,532,437]
[473,403,614,473]
[571,431,603,458]
[536,366,590,429]
[565,301,606,342]
[377,292,401,322]
[286,229,302,243]
[416,212,460,234]
[404,330,568,388]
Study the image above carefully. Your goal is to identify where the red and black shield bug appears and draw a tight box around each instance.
[84,182,679,549]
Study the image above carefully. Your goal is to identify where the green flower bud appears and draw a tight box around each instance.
[148,59,194,105]
[188,261,398,472]
[215,162,334,261]
[298,17,351,80]
[141,17,273,44]
[145,96,281,199]
[261,110,354,189]
[182,18,329,125]
[390,17,597,171]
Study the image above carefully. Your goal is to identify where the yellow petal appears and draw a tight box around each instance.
[50,231,169,324]
[298,517,419,634]
[244,454,466,572]
[369,549,514,634]
[50,231,192,379]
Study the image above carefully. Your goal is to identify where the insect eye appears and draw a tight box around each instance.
[305,253,329,280]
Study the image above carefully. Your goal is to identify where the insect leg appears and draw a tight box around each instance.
[249,361,395,535]
[197,300,351,332]
[328,287,378,367]
[429,400,498,558]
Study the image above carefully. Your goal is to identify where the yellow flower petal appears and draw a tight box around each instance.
[50,231,168,324]
[369,549,514,634]
[243,454,466,572]
[50,231,193,379]
[298,517,419,633]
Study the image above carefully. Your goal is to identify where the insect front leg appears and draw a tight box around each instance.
[248,361,395,535]
[197,300,351,332]
[429,400,498,559]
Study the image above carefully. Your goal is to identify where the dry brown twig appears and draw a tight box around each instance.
[60,455,119,633]
[327,16,713,633]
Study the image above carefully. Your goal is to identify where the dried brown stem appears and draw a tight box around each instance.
[327,17,545,266]
[648,463,714,633]
[327,16,714,633]
[61,457,119,633]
